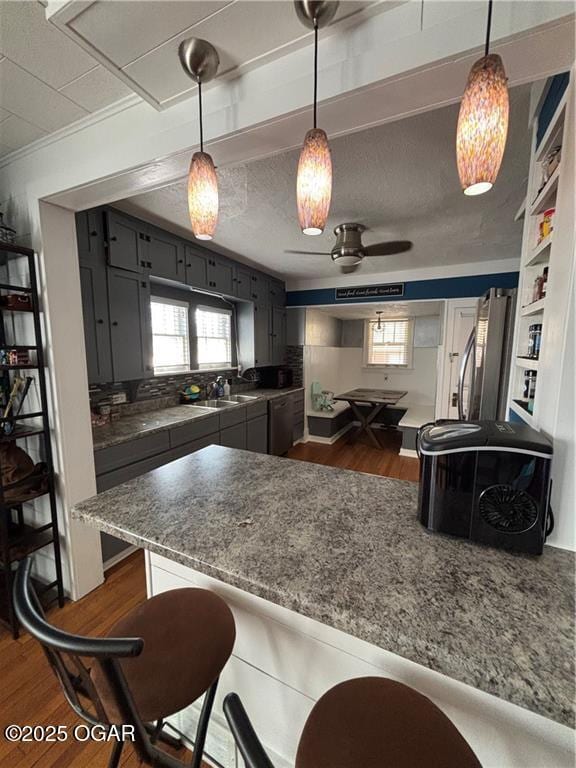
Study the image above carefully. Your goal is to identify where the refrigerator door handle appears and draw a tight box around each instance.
[458,329,475,420]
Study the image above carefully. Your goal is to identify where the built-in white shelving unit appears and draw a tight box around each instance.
[507,74,574,430]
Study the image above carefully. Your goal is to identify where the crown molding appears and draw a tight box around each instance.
[0,94,142,170]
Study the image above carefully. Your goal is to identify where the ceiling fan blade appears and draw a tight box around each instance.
[284,250,331,256]
[363,240,413,257]
[340,264,360,274]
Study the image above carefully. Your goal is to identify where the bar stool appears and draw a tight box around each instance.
[14,557,236,768]
[224,676,482,768]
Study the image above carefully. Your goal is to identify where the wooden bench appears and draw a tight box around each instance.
[307,402,353,444]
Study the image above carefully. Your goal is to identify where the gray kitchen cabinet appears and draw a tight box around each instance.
[79,260,113,384]
[105,210,147,273]
[254,303,271,366]
[269,278,286,307]
[185,245,209,290]
[220,422,247,450]
[270,305,287,365]
[249,273,268,305]
[148,226,185,281]
[247,414,268,453]
[207,255,234,295]
[234,265,253,301]
[108,268,153,381]
[76,209,105,263]
[167,432,219,461]
[292,391,305,442]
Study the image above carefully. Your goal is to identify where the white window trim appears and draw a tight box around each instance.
[151,296,191,375]
[363,317,415,370]
[196,304,233,371]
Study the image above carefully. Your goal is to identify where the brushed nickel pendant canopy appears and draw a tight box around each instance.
[294,0,339,29]
[178,38,220,85]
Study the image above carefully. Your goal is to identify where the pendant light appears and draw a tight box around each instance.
[179,38,220,240]
[375,311,383,331]
[295,1,338,235]
[456,0,509,196]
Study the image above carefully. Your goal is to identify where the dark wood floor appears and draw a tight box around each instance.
[287,428,421,483]
[0,551,187,768]
[0,434,418,766]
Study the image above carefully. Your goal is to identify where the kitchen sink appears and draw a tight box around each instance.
[224,394,259,402]
[190,399,240,409]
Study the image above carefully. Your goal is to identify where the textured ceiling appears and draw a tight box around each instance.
[118,83,531,279]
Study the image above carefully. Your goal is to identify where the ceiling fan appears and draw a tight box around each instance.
[286,223,413,273]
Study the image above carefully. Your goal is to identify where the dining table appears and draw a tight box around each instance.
[333,388,408,448]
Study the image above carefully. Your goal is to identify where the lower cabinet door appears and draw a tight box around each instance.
[220,422,247,450]
[246,415,268,454]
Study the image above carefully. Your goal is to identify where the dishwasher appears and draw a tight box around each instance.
[268,395,294,455]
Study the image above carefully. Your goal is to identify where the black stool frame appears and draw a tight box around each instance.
[14,558,218,768]
[223,693,275,768]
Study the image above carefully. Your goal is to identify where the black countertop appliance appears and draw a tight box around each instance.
[417,421,553,554]
[258,366,293,389]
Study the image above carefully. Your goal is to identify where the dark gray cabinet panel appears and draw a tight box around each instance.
[96,449,170,492]
[106,210,146,273]
[94,431,170,475]
[269,279,286,307]
[292,391,305,442]
[108,268,153,381]
[208,256,234,295]
[220,422,247,450]
[270,305,286,365]
[76,210,105,263]
[79,260,113,384]
[247,415,268,453]
[185,245,209,290]
[148,227,185,281]
[245,398,267,419]
[234,266,253,301]
[254,303,270,367]
[219,404,246,429]
[249,274,268,305]
[169,414,220,448]
[167,432,219,461]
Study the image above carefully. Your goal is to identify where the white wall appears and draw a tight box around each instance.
[304,316,441,412]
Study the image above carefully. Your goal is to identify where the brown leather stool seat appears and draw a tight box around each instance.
[92,587,236,724]
[296,677,481,768]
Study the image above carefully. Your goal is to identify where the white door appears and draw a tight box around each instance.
[446,304,477,419]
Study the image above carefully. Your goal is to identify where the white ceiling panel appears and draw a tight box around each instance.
[60,65,132,112]
[316,301,444,318]
[68,1,232,69]
[0,58,88,132]
[0,115,47,150]
[0,106,10,122]
[0,0,96,89]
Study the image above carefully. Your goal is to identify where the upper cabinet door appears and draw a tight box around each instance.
[76,210,105,263]
[208,256,234,295]
[269,278,286,307]
[250,273,268,306]
[108,268,153,381]
[105,210,146,273]
[185,245,209,290]
[235,266,253,301]
[270,305,287,365]
[148,227,186,281]
[79,260,113,384]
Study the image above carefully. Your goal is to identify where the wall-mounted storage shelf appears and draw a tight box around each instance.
[525,235,552,267]
[520,298,546,316]
[529,165,560,215]
[515,357,539,370]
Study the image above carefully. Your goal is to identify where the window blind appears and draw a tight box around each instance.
[196,306,232,370]
[151,298,190,374]
[365,318,413,367]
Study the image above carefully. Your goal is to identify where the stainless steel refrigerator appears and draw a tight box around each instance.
[458,288,517,421]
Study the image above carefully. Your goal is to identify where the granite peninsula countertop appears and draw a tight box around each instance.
[72,446,575,727]
[92,388,304,450]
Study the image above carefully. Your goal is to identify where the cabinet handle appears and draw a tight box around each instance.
[112,321,118,327]
[110,236,117,242]
[178,259,184,264]
[186,263,191,268]
[140,260,146,267]
[90,230,98,237]
[97,319,104,325]
[146,235,151,242]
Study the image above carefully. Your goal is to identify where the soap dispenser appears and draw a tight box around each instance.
[223,379,231,397]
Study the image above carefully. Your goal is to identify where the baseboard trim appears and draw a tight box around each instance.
[400,448,419,459]
[306,423,354,445]
[103,545,138,572]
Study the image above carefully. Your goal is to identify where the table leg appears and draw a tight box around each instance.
[348,402,386,449]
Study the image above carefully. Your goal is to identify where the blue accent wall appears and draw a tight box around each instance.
[537,72,570,147]
[286,271,519,307]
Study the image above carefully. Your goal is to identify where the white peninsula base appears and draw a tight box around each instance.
[146,551,573,768]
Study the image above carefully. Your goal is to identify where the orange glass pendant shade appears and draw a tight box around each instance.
[188,151,218,240]
[456,53,509,196]
[297,127,333,235]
